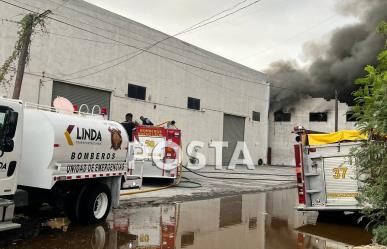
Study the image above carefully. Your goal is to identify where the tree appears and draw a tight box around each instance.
[0,11,50,99]
[351,21,387,246]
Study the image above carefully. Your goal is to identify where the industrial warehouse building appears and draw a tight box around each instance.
[0,0,270,165]
[268,97,356,166]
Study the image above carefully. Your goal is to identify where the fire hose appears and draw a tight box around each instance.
[120,121,294,197]
[120,138,201,197]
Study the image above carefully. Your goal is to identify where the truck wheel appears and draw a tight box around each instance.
[90,225,108,249]
[65,188,81,222]
[80,183,111,224]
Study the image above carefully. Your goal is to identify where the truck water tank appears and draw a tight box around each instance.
[18,108,129,189]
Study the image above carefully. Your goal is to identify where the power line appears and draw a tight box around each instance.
[55,1,270,83]
[42,32,143,77]
[0,0,32,12]
[43,15,271,87]
[61,51,143,81]
[0,0,307,95]
[10,0,42,12]
[183,0,252,30]
[48,32,252,79]
[151,52,270,102]
[23,70,270,106]
[6,0,259,81]
[175,0,264,36]
[14,0,265,79]
[1,18,20,24]
[26,40,270,102]
[165,56,270,102]
[48,27,256,80]
[45,31,126,46]
[61,0,265,80]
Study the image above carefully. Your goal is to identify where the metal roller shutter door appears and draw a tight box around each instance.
[222,114,245,166]
[52,81,111,115]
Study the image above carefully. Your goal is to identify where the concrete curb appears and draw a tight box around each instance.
[118,182,297,208]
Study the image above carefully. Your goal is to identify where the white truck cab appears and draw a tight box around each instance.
[0,97,129,232]
[0,98,22,197]
[0,98,23,231]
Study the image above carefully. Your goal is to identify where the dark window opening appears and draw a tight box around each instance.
[346,111,357,122]
[127,84,146,100]
[181,232,195,247]
[309,112,328,122]
[252,111,260,121]
[219,196,242,228]
[187,97,200,110]
[274,111,291,122]
[249,217,257,230]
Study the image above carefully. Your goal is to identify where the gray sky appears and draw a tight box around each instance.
[84,0,358,71]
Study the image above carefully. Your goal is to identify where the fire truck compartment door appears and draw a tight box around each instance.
[323,157,358,206]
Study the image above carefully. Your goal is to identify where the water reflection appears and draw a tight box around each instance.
[1,222,135,249]
[0,188,372,249]
[109,205,177,248]
[108,188,371,249]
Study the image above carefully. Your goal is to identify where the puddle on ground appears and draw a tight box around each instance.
[0,188,372,249]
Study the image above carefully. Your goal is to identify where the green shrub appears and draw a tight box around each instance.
[351,21,387,246]
[373,225,387,245]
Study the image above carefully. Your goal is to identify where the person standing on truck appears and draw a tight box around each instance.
[121,113,139,142]
[140,116,153,126]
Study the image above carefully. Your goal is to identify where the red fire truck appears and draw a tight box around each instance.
[293,126,366,211]
[122,125,182,189]
[109,204,178,249]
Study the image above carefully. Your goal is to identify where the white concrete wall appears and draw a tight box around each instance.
[0,0,269,165]
[268,97,356,166]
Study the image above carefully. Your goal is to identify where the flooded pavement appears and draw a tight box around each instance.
[0,188,372,249]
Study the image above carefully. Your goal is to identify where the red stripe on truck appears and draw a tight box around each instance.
[294,144,306,205]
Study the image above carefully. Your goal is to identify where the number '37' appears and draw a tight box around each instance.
[332,167,348,179]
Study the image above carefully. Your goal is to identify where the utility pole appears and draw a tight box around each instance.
[334,90,338,132]
[12,14,33,100]
[11,10,51,100]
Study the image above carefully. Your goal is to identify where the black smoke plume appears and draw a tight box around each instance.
[266,0,387,111]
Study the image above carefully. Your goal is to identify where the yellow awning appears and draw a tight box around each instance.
[307,130,367,145]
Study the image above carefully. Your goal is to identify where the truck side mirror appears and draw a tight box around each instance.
[4,110,18,139]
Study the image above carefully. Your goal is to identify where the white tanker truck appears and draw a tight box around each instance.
[0,97,129,232]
